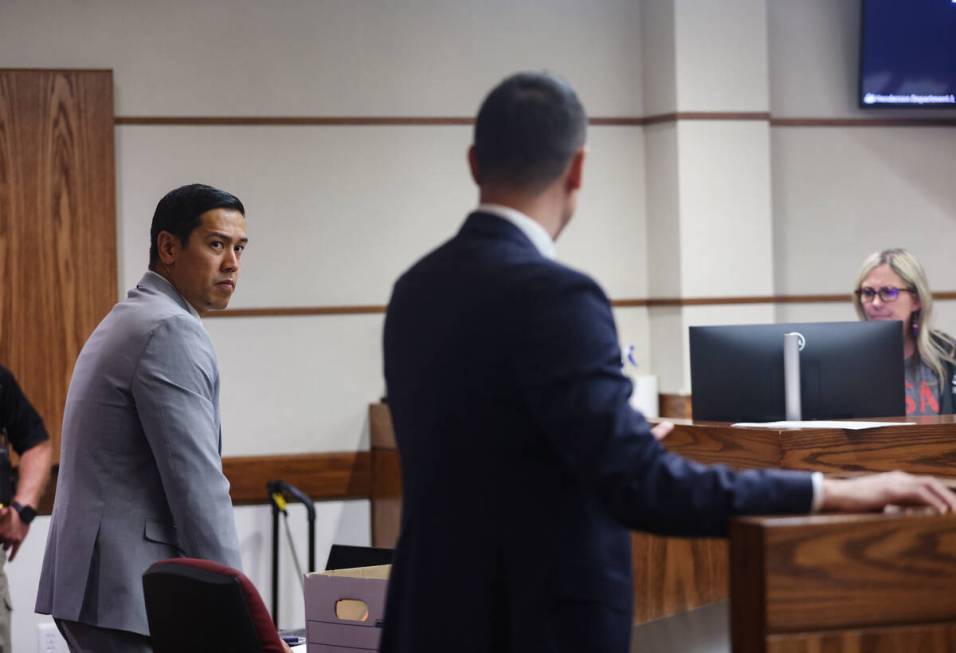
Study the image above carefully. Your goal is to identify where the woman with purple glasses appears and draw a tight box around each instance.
[854,248,956,415]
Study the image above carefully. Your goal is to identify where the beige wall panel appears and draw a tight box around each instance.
[675,0,769,111]
[771,127,956,295]
[116,124,473,305]
[207,315,384,456]
[117,124,647,303]
[677,121,774,296]
[210,309,649,458]
[645,123,682,296]
[649,306,686,393]
[641,0,677,116]
[774,302,856,326]
[0,0,643,117]
[767,0,862,118]
[563,127,648,298]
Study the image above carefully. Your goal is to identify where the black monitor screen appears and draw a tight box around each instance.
[690,321,904,422]
[860,0,956,108]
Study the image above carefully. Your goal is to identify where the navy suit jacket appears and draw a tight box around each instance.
[379,213,813,653]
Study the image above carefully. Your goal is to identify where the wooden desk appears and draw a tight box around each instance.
[731,512,956,652]
[368,404,956,625]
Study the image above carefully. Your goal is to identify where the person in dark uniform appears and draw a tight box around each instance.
[0,365,52,653]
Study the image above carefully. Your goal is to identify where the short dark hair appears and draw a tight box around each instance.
[149,184,245,269]
[473,71,587,189]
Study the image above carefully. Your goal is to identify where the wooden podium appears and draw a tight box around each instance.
[369,404,956,645]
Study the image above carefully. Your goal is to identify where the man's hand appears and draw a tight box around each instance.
[821,471,956,514]
[650,421,674,441]
[0,506,28,561]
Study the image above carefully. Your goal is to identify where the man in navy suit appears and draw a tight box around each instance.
[379,72,956,653]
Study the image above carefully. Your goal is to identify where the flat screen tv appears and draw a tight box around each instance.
[860,0,956,108]
[689,321,904,422]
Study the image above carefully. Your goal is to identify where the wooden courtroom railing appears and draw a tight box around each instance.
[369,403,956,627]
[730,512,956,652]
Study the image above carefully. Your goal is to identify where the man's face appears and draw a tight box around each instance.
[160,208,248,316]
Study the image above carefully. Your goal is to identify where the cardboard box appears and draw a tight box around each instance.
[305,564,390,652]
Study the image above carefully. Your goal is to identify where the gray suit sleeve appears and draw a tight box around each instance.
[131,314,242,569]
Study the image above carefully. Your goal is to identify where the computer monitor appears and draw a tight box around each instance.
[689,321,904,422]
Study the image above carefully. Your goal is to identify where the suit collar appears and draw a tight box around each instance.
[475,204,556,259]
[460,211,550,258]
[136,271,201,319]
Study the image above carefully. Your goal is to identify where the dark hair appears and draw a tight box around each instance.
[473,71,587,189]
[149,184,245,269]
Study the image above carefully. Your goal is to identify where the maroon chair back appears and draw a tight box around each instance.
[143,558,286,653]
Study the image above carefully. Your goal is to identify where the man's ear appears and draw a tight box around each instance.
[156,231,181,267]
[467,145,481,185]
[565,147,586,192]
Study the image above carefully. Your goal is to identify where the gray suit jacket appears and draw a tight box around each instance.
[36,272,242,635]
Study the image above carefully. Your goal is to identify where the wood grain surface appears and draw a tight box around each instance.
[223,451,370,505]
[0,70,117,457]
[631,534,727,623]
[766,622,956,653]
[732,513,956,652]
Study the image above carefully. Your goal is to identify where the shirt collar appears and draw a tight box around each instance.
[142,270,201,319]
[477,203,556,259]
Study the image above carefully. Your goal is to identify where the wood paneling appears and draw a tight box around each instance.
[631,534,727,623]
[772,117,956,128]
[658,393,692,419]
[764,514,956,633]
[223,451,370,505]
[203,292,956,318]
[369,403,401,547]
[115,113,956,130]
[778,416,956,476]
[732,513,956,653]
[0,70,117,458]
[766,623,956,653]
[37,451,372,514]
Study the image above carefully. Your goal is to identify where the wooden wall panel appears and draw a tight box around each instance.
[766,622,956,653]
[631,533,727,623]
[0,70,117,457]
[732,513,956,653]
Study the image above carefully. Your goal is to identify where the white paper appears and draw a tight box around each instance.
[731,420,915,430]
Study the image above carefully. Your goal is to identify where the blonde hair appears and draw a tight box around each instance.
[853,248,956,386]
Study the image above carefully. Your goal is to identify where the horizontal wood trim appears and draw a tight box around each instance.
[203,292,956,318]
[208,305,387,318]
[115,116,647,127]
[114,113,956,129]
[643,111,771,126]
[772,117,956,128]
[224,451,370,504]
[115,116,474,126]
[37,451,371,515]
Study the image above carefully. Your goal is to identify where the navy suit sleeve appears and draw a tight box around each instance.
[512,267,812,537]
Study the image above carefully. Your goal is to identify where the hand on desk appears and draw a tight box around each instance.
[821,471,956,514]
[650,421,674,441]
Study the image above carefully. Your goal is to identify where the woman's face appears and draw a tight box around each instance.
[859,264,921,336]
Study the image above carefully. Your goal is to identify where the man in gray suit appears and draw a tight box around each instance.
[37,184,249,652]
